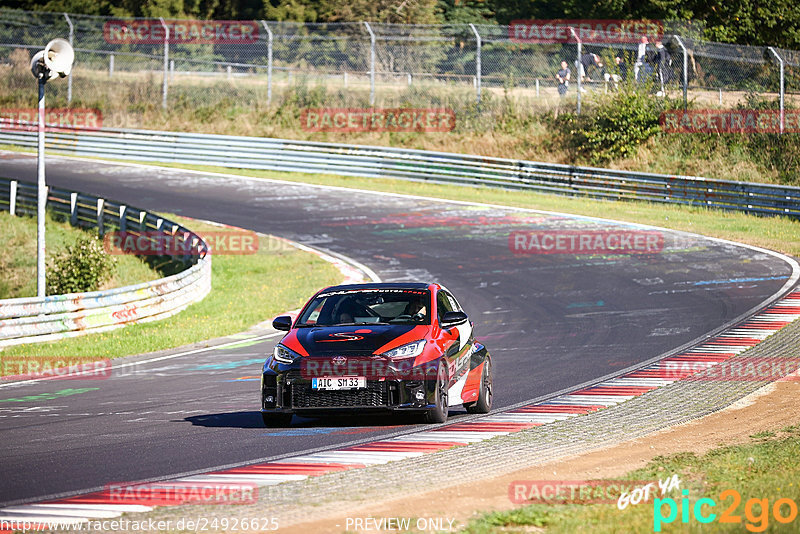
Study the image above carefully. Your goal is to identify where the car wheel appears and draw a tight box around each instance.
[261,412,293,427]
[466,358,492,414]
[424,362,449,424]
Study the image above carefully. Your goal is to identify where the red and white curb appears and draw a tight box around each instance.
[2,290,798,528]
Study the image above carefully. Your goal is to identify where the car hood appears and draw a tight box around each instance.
[293,324,427,356]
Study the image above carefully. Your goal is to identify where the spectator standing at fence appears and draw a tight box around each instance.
[556,60,570,97]
[635,36,651,83]
[654,40,671,96]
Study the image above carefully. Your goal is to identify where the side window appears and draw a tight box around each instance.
[437,291,454,323]
[444,291,461,312]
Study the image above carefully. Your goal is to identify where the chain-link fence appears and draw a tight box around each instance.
[1,9,798,129]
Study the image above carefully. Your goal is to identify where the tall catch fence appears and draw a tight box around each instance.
[1,9,797,117]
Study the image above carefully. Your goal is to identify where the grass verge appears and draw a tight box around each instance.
[0,215,342,365]
[462,425,800,533]
[0,210,156,299]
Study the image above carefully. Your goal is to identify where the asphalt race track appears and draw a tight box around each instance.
[0,152,795,505]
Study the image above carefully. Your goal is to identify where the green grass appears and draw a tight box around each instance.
[463,425,800,533]
[0,215,342,364]
[0,210,156,299]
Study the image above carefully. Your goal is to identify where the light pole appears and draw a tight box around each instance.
[30,38,75,298]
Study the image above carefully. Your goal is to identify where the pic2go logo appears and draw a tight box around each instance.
[654,489,799,532]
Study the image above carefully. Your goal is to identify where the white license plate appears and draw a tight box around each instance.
[312,377,366,390]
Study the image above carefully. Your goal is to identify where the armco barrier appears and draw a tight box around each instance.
[1,124,799,218]
[0,177,212,347]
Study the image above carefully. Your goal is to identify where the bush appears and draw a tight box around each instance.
[553,87,670,165]
[47,235,116,295]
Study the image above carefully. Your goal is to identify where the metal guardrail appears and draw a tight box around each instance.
[0,125,799,218]
[0,177,212,347]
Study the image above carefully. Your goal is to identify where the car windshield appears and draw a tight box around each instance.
[297,288,431,326]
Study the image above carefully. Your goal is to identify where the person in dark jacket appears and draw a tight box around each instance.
[556,60,570,97]
[653,40,671,95]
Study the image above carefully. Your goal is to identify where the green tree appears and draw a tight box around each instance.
[438,0,494,24]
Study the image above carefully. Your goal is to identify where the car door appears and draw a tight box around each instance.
[436,289,473,391]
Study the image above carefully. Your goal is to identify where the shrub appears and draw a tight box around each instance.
[47,235,116,295]
[553,86,670,165]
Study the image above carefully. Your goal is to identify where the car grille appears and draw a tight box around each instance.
[289,380,388,408]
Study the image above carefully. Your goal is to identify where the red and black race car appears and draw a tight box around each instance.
[260,282,493,426]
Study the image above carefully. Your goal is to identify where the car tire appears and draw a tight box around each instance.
[424,362,449,424]
[261,412,293,427]
[466,358,492,414]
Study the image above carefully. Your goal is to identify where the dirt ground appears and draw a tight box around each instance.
[287,379,800,533]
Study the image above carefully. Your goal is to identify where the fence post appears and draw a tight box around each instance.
[9,180,17,216]
[364,22,376,106]
[260,21,273,105]
[96,198,105,236]
[673,35,688,110]
[64,13,73,104]
[109,54,114,78]
[159,17,169,110]
[570,27,581,115]
[469,23,481,104]
[768,47,785,135]
[119,205,127,232]
[70,192,78,226]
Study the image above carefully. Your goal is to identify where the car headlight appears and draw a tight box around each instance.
[381,339,426,360]
[273,344,301,364]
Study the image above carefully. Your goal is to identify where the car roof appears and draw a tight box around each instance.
[320,282,436,293]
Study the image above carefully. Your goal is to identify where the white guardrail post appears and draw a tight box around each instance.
[0,178,211,347]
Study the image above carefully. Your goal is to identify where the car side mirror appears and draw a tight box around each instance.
[272,316,293,331]
[441,310,468,326]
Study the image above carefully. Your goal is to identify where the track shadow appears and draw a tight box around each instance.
[184,411,266,428]
[183,410,434,429]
